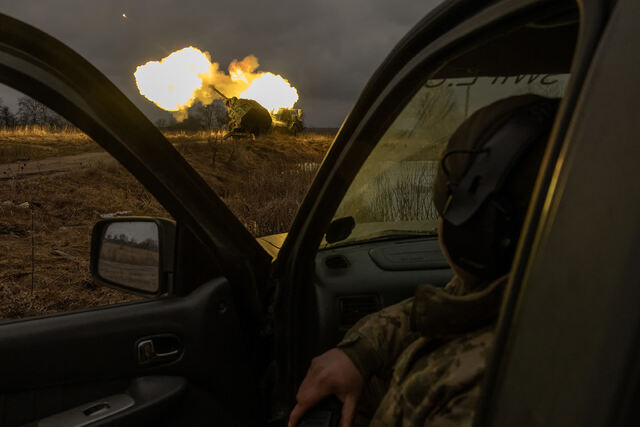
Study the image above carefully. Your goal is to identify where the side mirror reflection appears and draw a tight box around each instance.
[97,221,160,293]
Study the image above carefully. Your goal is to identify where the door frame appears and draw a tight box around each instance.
[269,0,600,414]
[476,0,640,425]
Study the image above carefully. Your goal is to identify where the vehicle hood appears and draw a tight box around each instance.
[257,233,288,260]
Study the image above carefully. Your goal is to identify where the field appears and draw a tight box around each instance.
[0,127,332,320]
[98,241,160,292]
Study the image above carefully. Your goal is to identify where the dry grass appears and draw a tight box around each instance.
[162,129,226,143]
[0,125,95,162]
[177,132,330,236]
[0,162,167,319]
[0,130,332,320]
[0,125,237,163]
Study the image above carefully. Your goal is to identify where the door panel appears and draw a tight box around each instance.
[0,278,257,426]
[477,0,640,424]
[35,377,185,427]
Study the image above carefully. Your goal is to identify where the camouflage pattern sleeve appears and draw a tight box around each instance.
[369,327,494,427]
[336,298,420,381]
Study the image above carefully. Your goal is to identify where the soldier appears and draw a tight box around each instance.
[289,94,560,427]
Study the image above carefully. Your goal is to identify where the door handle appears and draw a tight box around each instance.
[136,335,181,365]
[155,348,179,358]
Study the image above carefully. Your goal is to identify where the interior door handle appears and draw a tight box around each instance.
[155,348,179,358]
[137,334,181,364]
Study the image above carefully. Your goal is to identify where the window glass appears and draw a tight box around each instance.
[325,74,568,247]
[0,88,331,321]
[0,91,170,321]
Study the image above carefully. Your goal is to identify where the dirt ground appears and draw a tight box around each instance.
[0,126,224,163]
[0,129,332,320]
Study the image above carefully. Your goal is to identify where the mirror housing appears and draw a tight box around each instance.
[90,217,176,297]
[325,216,355,244]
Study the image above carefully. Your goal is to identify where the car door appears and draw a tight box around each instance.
[0,13,272,426]
[475,0,640,425]
[264,0,610,420]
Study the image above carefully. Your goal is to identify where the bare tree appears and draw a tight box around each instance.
[17,96,46,125]
[191,99,231,167]
[16,96,69,127]
[192,99,228,132]
[212,99,230,130]
[0,106,16,128]
[0,98,16,128]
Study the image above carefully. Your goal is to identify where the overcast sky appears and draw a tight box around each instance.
[0,0,441,128]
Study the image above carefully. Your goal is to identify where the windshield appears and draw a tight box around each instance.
[323,73,569,248]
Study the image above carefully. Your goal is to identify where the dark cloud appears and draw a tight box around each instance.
[0,0,441,127]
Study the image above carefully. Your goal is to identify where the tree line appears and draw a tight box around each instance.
[0,95,230,132]
[0,96,71,128]
[105,233,159,251]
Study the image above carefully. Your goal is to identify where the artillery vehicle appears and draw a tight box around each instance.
[213,87,272,138]
[271,108,304,135]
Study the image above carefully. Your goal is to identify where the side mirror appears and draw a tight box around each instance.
[90,217,176,296]
[325,216,355,244]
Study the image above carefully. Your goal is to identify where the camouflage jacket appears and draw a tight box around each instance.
[337,275,507,426]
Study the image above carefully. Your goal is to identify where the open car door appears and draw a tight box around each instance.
[0,13,272,426]
[262,0,616,423]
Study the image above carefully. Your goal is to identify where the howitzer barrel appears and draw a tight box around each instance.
[213,87,228,100]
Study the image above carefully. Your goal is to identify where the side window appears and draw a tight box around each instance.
[326,74,569,248]
[0,90,333,321]
[0,91,170,321]
[309,5,579,351]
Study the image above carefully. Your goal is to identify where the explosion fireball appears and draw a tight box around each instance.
[240,73,299,113]
[134,47,210,112]
[134,46,298,121]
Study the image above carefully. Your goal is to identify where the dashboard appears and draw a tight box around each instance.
[313,236,452,350]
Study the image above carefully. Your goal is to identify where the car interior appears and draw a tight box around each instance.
[0,1,590,426]
[286,6,582,424]
[303,4,580,367]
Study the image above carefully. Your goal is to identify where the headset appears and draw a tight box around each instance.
[440,98,559,278]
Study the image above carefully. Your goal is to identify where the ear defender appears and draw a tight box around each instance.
[440,98,559,278]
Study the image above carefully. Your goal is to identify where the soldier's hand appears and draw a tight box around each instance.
[289,348,364,427]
